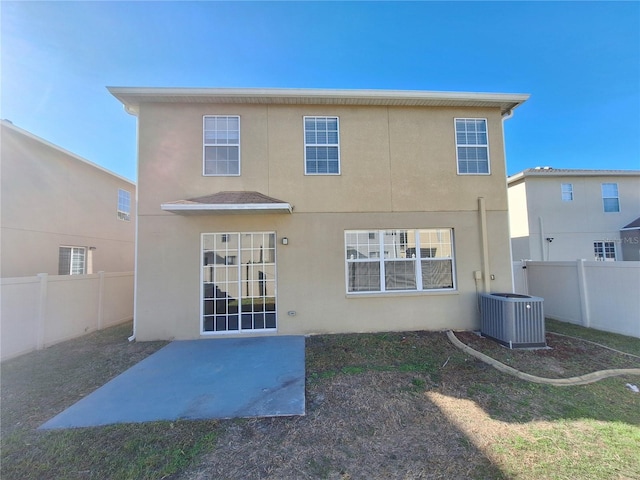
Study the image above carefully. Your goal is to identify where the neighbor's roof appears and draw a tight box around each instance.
[108,87,529,117]
[161,191,292,215]
[0,119,135,186]
[508,167,640,184]
[622,217,640,230]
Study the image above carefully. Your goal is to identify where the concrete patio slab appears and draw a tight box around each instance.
[40,336,305,429]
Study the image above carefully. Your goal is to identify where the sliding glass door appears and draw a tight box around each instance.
[202,232,276,333]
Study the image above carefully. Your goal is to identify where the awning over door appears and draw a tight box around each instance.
[161,191,293,215]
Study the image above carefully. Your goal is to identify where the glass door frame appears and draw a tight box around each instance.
[201,231,277,335]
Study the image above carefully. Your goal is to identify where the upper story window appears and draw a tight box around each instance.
[455,118,489,175]
[601,183,620,212]
[561,183,573,201]
[304,116,340,175]
[117,189,131,221]
[203,116,240,176]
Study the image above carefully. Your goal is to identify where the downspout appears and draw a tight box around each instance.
[123,103,139,342]
[502,109,516,292]
[538,216,546,261]
[129,180,138,343]
[478,197,491,293]
[481,108,515,294]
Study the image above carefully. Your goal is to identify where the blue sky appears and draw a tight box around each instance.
[1,1,639,181]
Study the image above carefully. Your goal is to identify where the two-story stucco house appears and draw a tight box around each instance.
[508,168,640,262]
[109,87,528,341]
[1,120,136,278]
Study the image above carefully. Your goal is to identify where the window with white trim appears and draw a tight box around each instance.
[304,116,340,174]
[345,229,455,293]
[594,241,616,261]
[117,189,131,221]
[203,115,240,175]
[58,246,86,275]
[455,118,489,174]
[601,183,620,212]
[561,183,573,201]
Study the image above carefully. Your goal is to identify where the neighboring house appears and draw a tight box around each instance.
[1,120,136,277]
[109,87,528,341]
[620,217,640,261]
[508,168,640,262]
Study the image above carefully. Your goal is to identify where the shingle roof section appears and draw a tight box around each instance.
[160,191,292,215]
[622,217,640,229]
[165,191,288,205]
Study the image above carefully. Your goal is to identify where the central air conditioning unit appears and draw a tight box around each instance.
[479,293,546,349]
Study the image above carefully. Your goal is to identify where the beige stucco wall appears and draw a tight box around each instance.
[508,174,640,261]
[1,123,136,277]
[134,101,513,340]
[134,211,512,341]
[137,103,508,215]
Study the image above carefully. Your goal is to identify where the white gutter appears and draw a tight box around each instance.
[108,86,530,102]
[160,202,293,214]
[108,87,530,117]
[509,169,640,185]
[123,104,139,117]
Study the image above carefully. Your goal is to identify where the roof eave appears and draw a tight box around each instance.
[509,169,640,184]
[108,87,529,117]
[507,172,526,185]
[1,120,136,186]
[160,202,293,215]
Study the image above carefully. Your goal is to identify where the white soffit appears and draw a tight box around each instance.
[108,87,530,117]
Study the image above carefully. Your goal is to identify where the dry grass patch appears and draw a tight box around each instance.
[453,328,640,379]
[182,327,639,479]
[184,372,503,480]
[2,320,639,480]
[1,323,221,480]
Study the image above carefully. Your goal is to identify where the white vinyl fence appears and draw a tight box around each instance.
[513,260,640,338]
[1,271,134,361]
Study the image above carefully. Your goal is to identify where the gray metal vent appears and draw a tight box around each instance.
[479,293,546,349]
